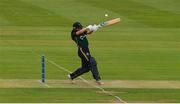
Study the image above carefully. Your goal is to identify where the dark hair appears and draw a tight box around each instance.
[73,22,83,29]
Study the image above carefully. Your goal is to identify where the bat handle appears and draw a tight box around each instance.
[98,22,107,28]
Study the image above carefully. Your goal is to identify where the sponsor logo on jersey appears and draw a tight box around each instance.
[80,35,87,40]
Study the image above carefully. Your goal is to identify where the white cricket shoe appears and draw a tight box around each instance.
[68,74,75,84]
[95,80,104,85]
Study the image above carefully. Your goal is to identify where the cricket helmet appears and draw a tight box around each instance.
[73,22,83,29]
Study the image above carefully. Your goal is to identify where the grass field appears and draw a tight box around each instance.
[0,0,180,103]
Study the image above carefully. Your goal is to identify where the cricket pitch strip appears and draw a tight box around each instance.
[0,79,180,89]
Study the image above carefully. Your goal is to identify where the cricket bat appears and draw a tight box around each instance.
[98,18,121,28]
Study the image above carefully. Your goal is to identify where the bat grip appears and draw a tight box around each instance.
[98,22,106,28]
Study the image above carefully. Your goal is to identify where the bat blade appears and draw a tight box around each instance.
[98,18,121,28]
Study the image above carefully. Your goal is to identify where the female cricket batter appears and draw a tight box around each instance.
[68,22,104,85]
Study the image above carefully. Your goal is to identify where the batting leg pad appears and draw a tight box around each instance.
[90,57,101,81]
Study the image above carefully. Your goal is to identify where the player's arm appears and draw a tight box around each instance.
[76,28,91,35]
[76,25,99,35]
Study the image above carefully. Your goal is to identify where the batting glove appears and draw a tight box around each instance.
[91,24,99,32]
[86,25,93,31]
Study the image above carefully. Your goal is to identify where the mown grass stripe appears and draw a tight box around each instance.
[0,0,72,26]
[81,0,180,28]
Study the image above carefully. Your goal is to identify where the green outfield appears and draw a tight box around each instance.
[0,0,180,103]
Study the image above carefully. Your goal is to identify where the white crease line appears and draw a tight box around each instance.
[46,58,127,103]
